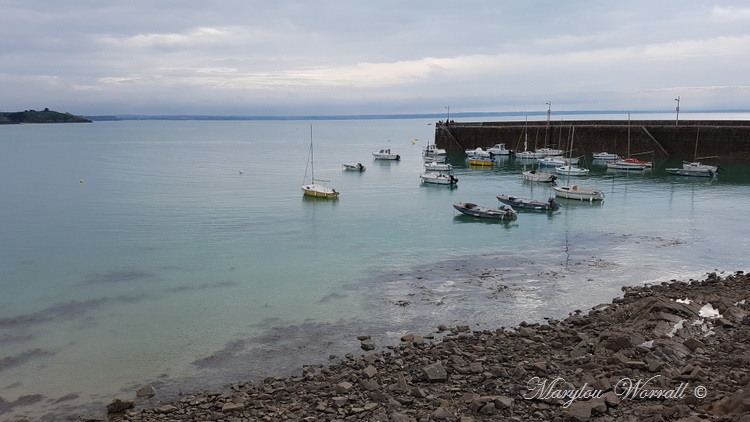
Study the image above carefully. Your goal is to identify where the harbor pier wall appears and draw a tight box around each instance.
[435,120,750,160]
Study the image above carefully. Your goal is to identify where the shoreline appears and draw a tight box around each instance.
[13,270,747,421]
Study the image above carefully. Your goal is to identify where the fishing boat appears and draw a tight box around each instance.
[420,172,458,185]
[466,147,492,159]
[422,143,447,159]
[372,147,400,160]
[497,195,560,211]
[553,184,604,201]
[522,169,557,183]
[302,124,340,199]
[453,202,517,220]
[423,161,453,171]
[342,162,366,171]
[487,143,513,156]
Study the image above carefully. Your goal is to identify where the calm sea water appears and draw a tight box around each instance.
[1,113,749,419]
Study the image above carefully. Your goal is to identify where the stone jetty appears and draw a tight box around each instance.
[84,271,750,422]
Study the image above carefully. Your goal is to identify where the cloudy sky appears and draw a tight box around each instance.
[1,1,749,116]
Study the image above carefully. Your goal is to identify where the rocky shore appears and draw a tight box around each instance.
[21,271,750,421]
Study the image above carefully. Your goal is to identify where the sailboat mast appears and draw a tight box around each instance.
[627,112,631,159]
[694,128,700,161]
[309,123,315,182]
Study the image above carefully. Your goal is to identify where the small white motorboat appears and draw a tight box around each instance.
[420,172,458,185]
[555,165,590,176]
[424,161,453,171]
[553,185,604,201]
[372,148,400,160]
[522,169,557,183]
[342,162,366,171]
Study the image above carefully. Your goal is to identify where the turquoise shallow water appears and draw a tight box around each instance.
[1,114,749,419]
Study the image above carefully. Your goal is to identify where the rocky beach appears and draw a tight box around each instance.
[8,270,745,422]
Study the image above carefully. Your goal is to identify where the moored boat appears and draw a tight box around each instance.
[487,143,513,156]
[424,161,453,171]
[606,158,652,171]
[592,152,620,161]
[468,157,494,166]
[302,124,339,199]
[522,169,557,183]
[553,184,604,201]
[420,172,458,185]
[373,148,400,160]
[423,143,447,159]
[666,161,719,177]
[555,164,589,176]
[497,195,560,211]
[453,202,517,220]
[342,162,366,171]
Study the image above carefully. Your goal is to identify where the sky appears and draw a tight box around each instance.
[1,1,749,116]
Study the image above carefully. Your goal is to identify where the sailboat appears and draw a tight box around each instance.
[555,126,589,176]
[666,128,721,177]
[553,127,603,201]
[302,124,340,198]
[607,114,652,171]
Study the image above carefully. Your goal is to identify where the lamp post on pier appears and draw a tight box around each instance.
[445,106,450,125]
[675,96,680,126]
[546,101,552,126]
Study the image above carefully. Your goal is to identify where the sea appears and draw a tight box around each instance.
[1,112,749,419]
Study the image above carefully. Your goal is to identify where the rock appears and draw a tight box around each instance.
[335,381,353,393]
[683,337,705,351]
[422,362,448,382]
[432,406,454,419]
[221,402,245,412]
[106,398,134,414]
[363,365,378,378]
[155,404,178,414]
[135,384,155,398]
[361,338,376,350]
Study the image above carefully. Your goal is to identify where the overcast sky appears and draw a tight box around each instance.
[2,1,749,116]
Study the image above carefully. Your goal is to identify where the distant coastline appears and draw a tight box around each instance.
[0,109,91,124]
[84,109,750,122]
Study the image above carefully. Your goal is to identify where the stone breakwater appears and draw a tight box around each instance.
[435,120,750,160]
[39,272,750,421]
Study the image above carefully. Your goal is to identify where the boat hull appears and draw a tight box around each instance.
[468,158,494,166]
[665,168,716,177]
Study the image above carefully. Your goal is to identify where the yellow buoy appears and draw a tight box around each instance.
[80,180,84,183]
